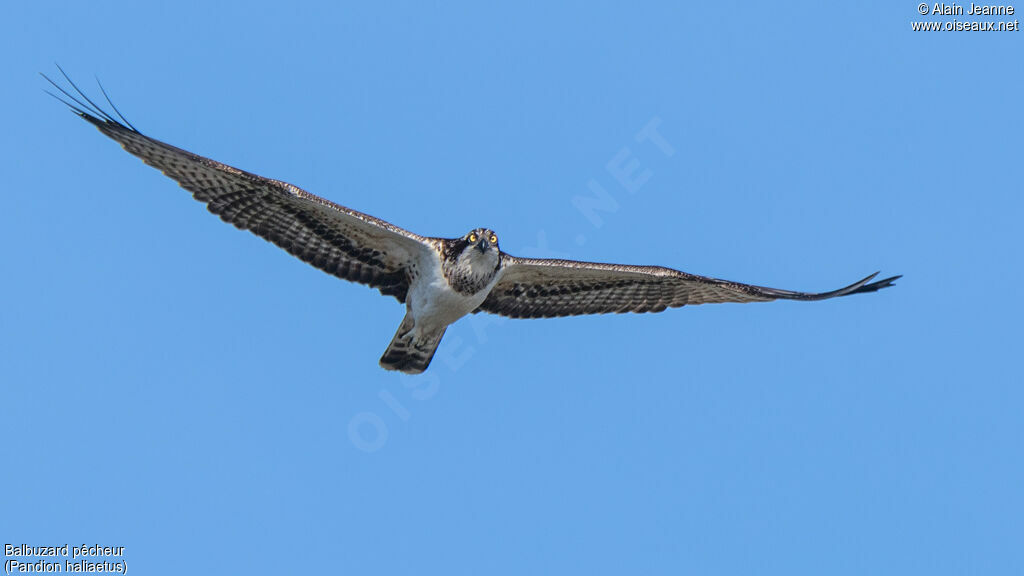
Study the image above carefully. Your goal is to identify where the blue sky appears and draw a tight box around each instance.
[2,2,1021,574]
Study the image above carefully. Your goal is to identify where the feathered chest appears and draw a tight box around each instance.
[441,242,502,295]
[405,246,502,327]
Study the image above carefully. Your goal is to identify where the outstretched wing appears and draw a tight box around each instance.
[478,255,900,318]
[45,70,435,303]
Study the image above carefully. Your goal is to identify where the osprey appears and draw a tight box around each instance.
[45,70,899,374]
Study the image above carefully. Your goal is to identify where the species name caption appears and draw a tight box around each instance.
[4,544,127,574]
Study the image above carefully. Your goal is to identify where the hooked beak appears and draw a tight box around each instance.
[476,240,489,253]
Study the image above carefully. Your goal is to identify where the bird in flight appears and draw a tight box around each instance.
[44,68,899,374]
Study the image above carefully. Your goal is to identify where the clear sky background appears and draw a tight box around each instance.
[2,2,1021,574]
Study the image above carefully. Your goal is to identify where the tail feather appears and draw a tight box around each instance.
[379,313,446,374]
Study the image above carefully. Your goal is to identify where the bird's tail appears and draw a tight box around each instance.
[379,312,446,375]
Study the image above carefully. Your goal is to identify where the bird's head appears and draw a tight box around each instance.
[463,228,499,255]
[442,228,502,293]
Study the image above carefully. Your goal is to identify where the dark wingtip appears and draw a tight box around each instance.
[42,64,139,133]
[848,273,901,295]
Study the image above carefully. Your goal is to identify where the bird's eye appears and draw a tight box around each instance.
[468,233,477,243]
[489,235,497,244]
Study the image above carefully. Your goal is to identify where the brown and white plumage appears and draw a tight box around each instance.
[45,69,899,374]
[480,258,898,319]
[89,106,436,304]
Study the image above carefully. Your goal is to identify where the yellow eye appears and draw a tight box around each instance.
[468,233,477,243]
[489,235,497,244]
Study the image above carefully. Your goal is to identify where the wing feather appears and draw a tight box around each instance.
[49,74,434,303]
[479,255,900,318]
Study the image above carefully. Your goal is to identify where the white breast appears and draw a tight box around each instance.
[406,250,502,332]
